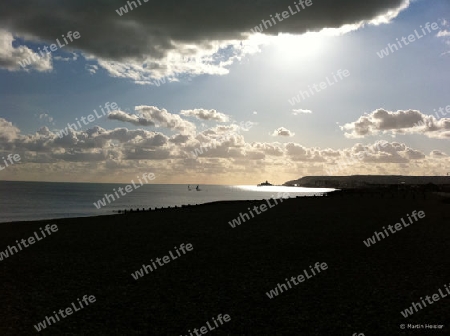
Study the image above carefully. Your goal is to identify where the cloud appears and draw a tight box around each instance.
[169,134,191,144]
[437,30,450,37]
[0,29,52,72]
[292,109,312,115]
[136,106,196,134]
[430,150,447,157]
[0,118,21,141]
[0,0,410,80]
[348,141,425,163]
[1,114,449,183]
[108,106,196,134]
[85,64,98,74]
[323,140,431,175]
[39,113,54,123]
[108,110,156,127]
[37,113,56,126]
[54,52,78,62]
[438,19,450,55]
[284,143,327,162]
[180,109,230,122]
[341,108,450,139]
[202,124,241,136]
[272,127,295,137]
[252,143,284,156]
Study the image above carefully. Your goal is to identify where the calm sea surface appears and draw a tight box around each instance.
[0,181,335,223]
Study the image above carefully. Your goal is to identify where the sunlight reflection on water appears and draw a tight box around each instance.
[235,185,336,193]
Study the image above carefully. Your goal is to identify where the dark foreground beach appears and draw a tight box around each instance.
[1,190,449,335]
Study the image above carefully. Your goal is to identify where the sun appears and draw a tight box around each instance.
[272,32,326,61]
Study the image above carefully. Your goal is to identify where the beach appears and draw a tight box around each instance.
[1,190,449,335]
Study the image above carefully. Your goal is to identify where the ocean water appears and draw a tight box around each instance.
[0,181,335,223]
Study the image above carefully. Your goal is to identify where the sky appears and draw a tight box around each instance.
[0,0,449,184]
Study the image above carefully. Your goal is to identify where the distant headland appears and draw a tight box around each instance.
[284,175,450,189]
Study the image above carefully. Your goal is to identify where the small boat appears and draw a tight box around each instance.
[257,180,273,186]
[196,185,201,191]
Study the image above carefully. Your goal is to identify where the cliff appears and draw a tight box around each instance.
[284,175,450,188]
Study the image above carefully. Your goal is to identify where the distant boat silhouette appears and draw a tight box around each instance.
[196,185,201,191]
[257,180,273,186]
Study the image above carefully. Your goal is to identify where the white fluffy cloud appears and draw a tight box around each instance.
[437,19,450,55]
[2,102,449,183]
[108,110,155,127]
[0,30,52,72]
[272,127,295,137]
[0,118,21,141]
[108,106,196,134]
[292,109,312,115]
[341,108,450,139]
[180,109,230,122]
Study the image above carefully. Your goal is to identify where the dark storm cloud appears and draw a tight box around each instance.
[0,0,409,61]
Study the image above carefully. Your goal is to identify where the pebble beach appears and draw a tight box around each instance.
[1,190,449,335]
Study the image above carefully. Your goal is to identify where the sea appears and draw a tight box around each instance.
[0,181,335,223]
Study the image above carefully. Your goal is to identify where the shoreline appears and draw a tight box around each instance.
[1,187,447,225]
[0,192,331,225]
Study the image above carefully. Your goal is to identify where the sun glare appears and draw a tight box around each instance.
[272,33,326,62]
